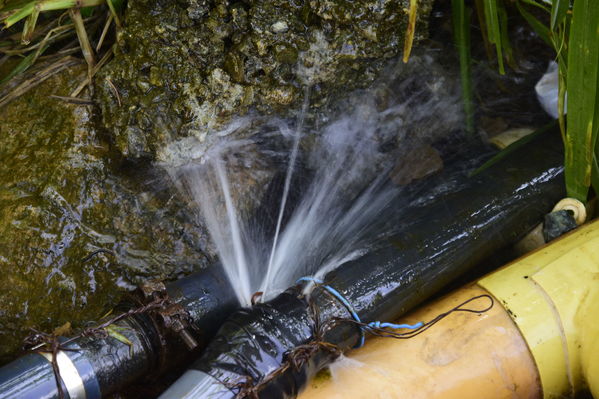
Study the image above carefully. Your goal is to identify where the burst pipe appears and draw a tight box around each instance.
[0,140,482,399]
[0,165,311,399]
[301,217,599,399]
[0,266,238,399]
[159,129,567,399]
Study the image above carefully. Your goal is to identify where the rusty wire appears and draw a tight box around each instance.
[231,294,494,398]
[22,295,172,399]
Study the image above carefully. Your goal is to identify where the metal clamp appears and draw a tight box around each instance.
[39,351,86,399]
[139,280,199,350]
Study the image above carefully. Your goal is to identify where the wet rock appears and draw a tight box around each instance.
[95,0,434,161]
[543,210,578,242]
[391,145,443,185]
[0,66,210,360]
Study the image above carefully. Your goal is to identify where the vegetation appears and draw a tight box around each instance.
[451,0,599,202]
[1,0,598,202]
[0,0,123,105]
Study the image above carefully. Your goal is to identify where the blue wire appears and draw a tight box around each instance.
[297,277,423,348]
[367,321,424,330]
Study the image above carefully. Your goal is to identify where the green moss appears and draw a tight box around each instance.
[95,0,433,161]
[0,66,210,360]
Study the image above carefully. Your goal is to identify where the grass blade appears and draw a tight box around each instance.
[69,7,95,75]
[550,0,568,31]
[484,0,505,75]
[471,121,558,176]
[0,50,35,84]
[520,0,550,12]
[474,0,494,60]
[0,55,81,107]
[21,5,39,44]
[482,0,505,74]
[565,0,599,201]
[497,2,516,70]
[1,0,104,27]
[3,1,34,27]
[403,0,418,63]
[105,0,120,28]
[452,0,474,136]
[39,0,103,12]
[592,153,599,197]
[515,1,551,46]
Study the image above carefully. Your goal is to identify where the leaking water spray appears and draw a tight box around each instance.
[159,128,566,399]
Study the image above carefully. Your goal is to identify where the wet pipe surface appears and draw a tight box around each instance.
[173,130,565,398]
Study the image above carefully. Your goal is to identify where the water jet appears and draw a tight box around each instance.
[159,128,566,399]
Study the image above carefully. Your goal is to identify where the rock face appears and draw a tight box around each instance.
[0,66,209,360]
[0,0,436,361]
[95,0,433,161]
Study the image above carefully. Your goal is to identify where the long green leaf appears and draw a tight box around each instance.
[452,0,475,136]
[3,1,33,27]
[516,1,551,46]
[0,46,48,85]
[21,5,38,44]
[550,0,569,31]
[565,0,599,201]
[497,2,516,70]
[2,0,104,27]
[482,0,505,74]
[470,121,557,177]
[520,0,550,12]
[105,0,120,28]
[592,154,599,197]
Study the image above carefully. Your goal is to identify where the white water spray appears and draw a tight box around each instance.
[263,87,311,294]
[162,55,463,305]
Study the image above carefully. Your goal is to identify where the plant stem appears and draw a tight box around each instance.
[452,0,475,136]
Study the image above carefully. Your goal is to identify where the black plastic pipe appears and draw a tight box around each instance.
[0,162,313,399]
[0,266,237,399]
[159,130,566,399]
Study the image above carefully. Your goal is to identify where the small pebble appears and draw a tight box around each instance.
[271,21,288,33]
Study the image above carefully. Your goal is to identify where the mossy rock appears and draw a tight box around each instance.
[95,0,433,160]
[0,66,210,360]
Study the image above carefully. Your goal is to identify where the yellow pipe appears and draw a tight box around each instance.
[301,285,541,399]
[478,218,599,398]
[301,219,599,399]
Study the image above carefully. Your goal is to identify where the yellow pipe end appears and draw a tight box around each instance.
[301,219,599,399]
[479,219,599,398]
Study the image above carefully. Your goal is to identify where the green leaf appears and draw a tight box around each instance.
[0,49,38,84]
[471,121,558,177]
[80,6,95,18]
[516,1,551,46]
[452,0,475,136]
[497,2,516,70]
[105,324,134,355]
[482,0,505,74]
[21,5,39,44]
[1,0,104,26]
[550,0,569,31]
[3,1,34,27]
[105,0,121,27]
[565,0,599,201]
[520,0,551,12]
[592,153,599,197]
